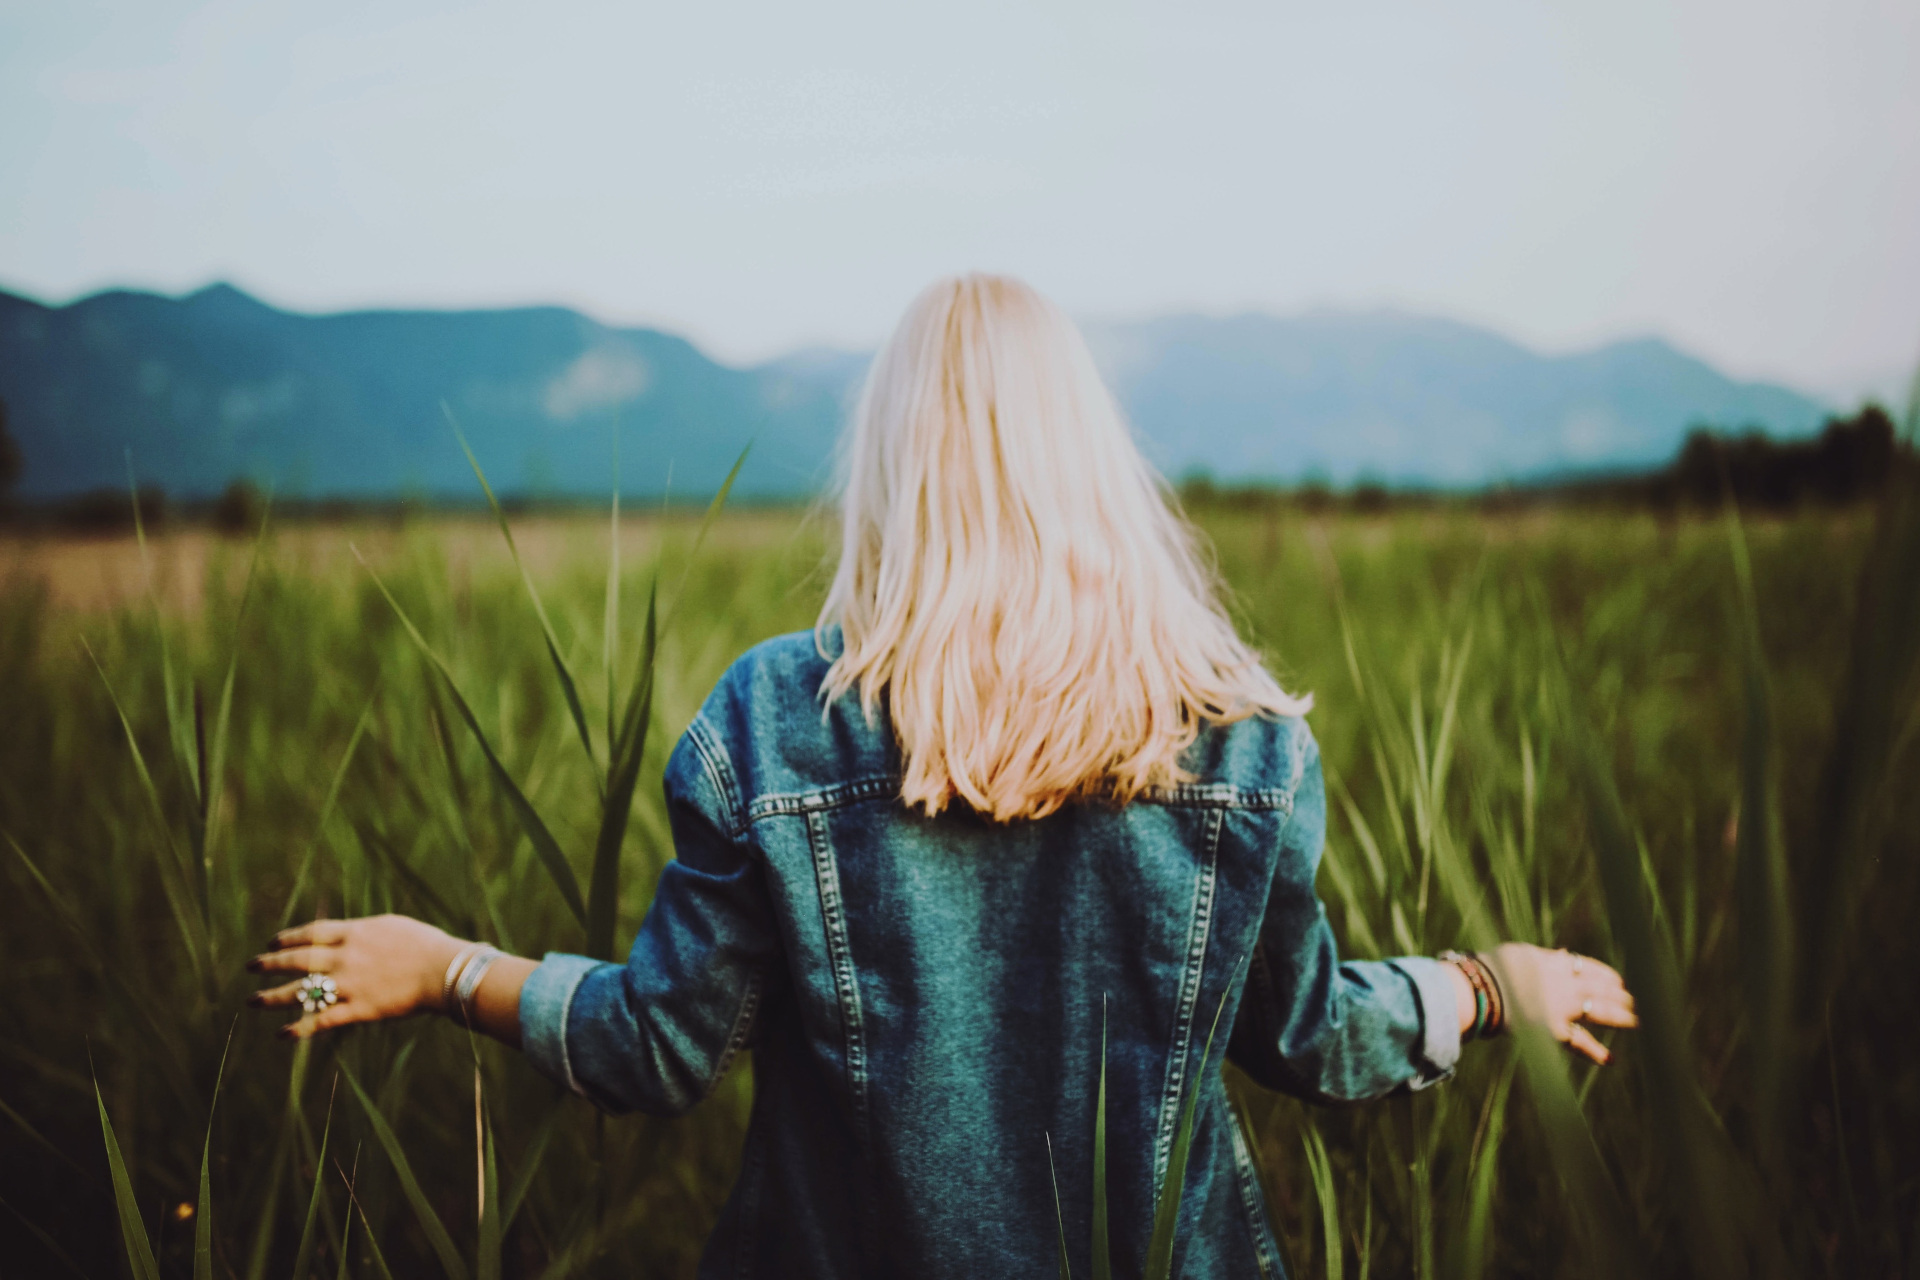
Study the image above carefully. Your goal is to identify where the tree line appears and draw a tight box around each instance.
[1,395,1911,530]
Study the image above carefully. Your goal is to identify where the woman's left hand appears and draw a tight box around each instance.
[1490,942,1638,1064]
[247,914,465,1039]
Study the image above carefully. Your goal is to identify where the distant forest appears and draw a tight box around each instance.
[1177,403,1914,515]
[0,397,1910,532]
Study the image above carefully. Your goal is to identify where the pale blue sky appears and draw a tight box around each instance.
[3,0,1916,397]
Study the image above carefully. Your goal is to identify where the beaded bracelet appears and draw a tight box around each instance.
[1438,950,1508,1039]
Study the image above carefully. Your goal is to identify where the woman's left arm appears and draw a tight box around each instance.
[1459,942,1639,1064]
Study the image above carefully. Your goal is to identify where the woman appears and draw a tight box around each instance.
[250,274,1635,1276]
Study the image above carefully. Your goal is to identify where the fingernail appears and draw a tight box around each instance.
[245,957,261,973]
[245,993,261,1007]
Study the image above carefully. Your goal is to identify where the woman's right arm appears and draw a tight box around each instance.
[252,716,780,1118]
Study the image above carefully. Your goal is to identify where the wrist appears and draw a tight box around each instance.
[1443,959,1478,1036]
[424,935,472,1016]
[1437,949,1507,1039]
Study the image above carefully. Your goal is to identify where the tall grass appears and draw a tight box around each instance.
[1,442,1915,1274]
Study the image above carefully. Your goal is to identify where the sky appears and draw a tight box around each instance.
[3,0,1917,400]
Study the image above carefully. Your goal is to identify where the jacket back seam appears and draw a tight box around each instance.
[802,808,884,1262]
[1227,1098,1282,1279]
[1152,805,1223,1189]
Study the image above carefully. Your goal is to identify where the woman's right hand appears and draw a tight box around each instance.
[247,914,466,1039]
[1489,942,1638,1064]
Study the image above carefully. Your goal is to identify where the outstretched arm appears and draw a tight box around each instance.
[248,914,532,1045]
[1228,739,1636,1102]
[249,715,775,1117]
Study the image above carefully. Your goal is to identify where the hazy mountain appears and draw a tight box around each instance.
[0,284,1831,500]
[0,283,846,501]
[1083,312,1831,486]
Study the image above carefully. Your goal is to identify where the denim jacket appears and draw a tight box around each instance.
[519,632,1459,1278]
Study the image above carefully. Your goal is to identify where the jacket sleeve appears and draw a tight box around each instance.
[517,712,777,1116]
[1226,734,1461,1103]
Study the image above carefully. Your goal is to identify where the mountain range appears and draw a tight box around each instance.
[0,283,1833,500]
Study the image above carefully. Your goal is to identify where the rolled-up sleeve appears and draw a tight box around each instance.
[517,711,778,1116]
[1227,738,1461,1102]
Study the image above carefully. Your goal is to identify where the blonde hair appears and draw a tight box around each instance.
[816,274,1309,821]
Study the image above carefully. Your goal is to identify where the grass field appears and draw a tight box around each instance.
[1,481,1916,1277]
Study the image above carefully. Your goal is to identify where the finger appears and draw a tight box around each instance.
[1582,997,1643,1028]
[277,1001,360,1041]
[1579,997,1639,1028]
[1575,982,1634,1019]
[1565,1023,1612,1065]
[272,920,348,950]
[248,945,336,975]
[248,979,310,1009]
[1579,979,1634,1010]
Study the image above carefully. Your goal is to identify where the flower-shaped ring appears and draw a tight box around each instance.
[297,974,339,1014]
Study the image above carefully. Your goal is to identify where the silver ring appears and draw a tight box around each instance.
[1571,956,1585,976]
[298,974,338,1013]
[1580,997,1594,1017]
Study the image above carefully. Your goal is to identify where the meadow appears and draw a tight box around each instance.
[0,470,1915,1277]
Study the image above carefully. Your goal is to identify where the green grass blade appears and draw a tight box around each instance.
[502,1102,560,1231]
[278,695,375,930]
[353,1198,400,1280]
[605,435,621,755]
[1046,1132,1073,1280]
[92,1066,161,1280]
[287,1073,334,1280]
[1459,1059,1516,1280]
[341,1062,472,1280]
[588,579,656,959]
[1804,424,1920,1022]
[1144,965,1238,1280]
[1567,682,1752,1279]
[128,450,199,803]
[1720,489,1794,1155]
[1091,999,1110,1280]
[446,403,599,782]
[195,1022,237,1280]
[1300,1121,1342,1280]
[336,1149,399,1280]
[80,637,210,981]
[331,1149,356,1280]
[355,547,586,928]
[660,443,749,634]
[8,833,197,1108]
[477,1076,501,1280]
[202,488,273,901]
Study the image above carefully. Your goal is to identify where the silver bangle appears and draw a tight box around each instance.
[452,945,503,1024]
[441,944,483,1013]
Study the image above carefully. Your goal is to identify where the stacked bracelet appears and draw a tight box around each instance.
[441,944,503,1026]
[1438,950,1507,1039]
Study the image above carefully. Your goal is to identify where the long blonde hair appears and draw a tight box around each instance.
[816,274,1309,821]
